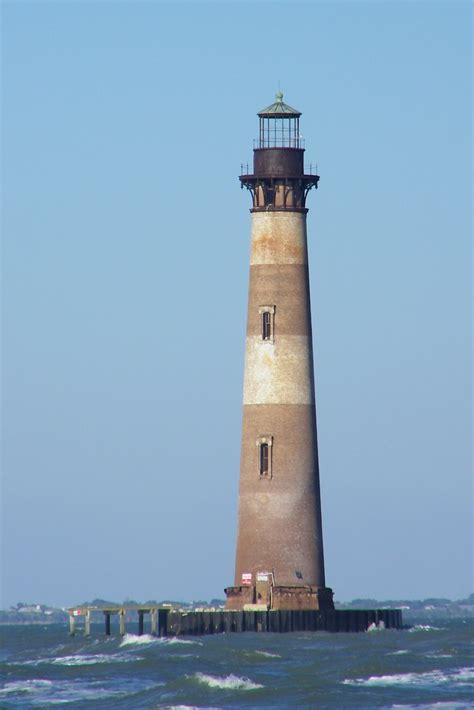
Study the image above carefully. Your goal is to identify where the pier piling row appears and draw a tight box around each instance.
[67,607,402,636]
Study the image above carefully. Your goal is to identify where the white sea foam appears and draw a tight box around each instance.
[10,652,143,667]
[254,650,282,658]
[0,679,53,695]
[51,653,143,666]
[391,703,474,709]
[49,644,66,654]
[193,672,264,690]
[0,678,163,704]
[165,637,203,646]
[119,633,202,648]
[120,633,161,647]
[0,679,125,702]
[456,668,474,682]
[408,624,444,632]
[343,666,474,688]
[367,621,386,632]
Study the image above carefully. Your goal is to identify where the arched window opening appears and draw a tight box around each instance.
[259,306,275,342]
[257,436,273,479]
[262,311,271,340]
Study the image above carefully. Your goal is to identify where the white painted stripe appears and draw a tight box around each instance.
[242,335,314,405]
[250,211,308,266]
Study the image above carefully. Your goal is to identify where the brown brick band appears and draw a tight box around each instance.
[234,402,326,588]
[246,264,312,337]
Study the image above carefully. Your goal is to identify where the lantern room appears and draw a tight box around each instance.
[257,92,302,148]
[240,92,318,209]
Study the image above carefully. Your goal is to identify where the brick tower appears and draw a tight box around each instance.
[225,93,334,611]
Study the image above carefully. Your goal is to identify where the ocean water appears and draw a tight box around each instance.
[0,616,472,709]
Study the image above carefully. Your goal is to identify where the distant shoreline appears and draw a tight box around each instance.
[1,595,472,625]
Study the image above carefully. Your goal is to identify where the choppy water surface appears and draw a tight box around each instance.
[1,616,472,708]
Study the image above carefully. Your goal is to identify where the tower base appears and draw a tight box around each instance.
[224,585,334,611]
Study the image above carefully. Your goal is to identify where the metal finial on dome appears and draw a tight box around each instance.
[258,93,301,118]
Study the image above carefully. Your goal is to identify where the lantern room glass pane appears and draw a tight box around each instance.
[259,117,300,148]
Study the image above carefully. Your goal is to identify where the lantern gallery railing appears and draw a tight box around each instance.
[240,163,319,176]
[253,137,305,149]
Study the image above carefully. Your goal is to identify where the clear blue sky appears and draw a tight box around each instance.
[2,1,472,607]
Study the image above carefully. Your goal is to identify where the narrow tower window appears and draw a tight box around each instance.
[262,312,271,340]
[259,306,275,342]
[260,443,269,475]
[256,436,273,478]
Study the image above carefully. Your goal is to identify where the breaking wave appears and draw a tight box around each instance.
[408,624,445,633]
[343,666,474,688]
[367,621,386,632]
[192,672,264,690]
[165,637,203,646]
[51,653,142,666]
[254,650,281,658]
[119,633,202,648]
[0,679,53,695]
[391,703,474,709]
[9,652,142,667]
[0,678,161,703]
[120,633,160,647]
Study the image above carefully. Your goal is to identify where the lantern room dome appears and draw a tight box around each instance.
[258,92,301,118]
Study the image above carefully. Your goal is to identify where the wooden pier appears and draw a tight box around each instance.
[67,606,403,636]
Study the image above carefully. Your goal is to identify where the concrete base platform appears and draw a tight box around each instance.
[165,608,402,635]
[225,584,335,611]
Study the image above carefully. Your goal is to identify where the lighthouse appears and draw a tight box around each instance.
[225,93,334,611]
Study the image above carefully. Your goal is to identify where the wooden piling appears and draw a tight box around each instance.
[138,610,144,636]
[150,608,158,636]
[119,609,126,636]
[69,614,76,636]
[269,610,280,632]
[158,609,169,637]
[84,610,91,637]
[224,611,234,633]
[104,612,111,636]
[234,611,243,632]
